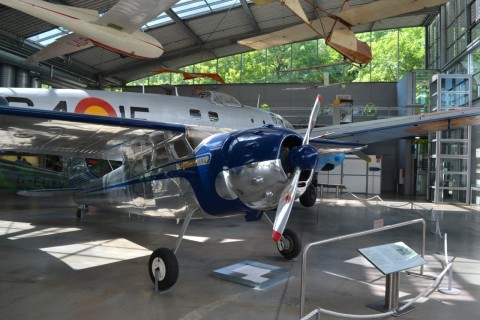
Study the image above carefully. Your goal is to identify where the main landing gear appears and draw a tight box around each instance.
[147,209,196,291]
[146,209,302,291]
[148,248,179,290]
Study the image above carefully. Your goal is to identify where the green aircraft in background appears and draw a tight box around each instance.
[0,158,68,191]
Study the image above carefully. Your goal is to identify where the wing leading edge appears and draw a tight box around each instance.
[301,107,480,145]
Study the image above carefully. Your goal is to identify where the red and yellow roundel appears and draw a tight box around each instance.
[74,97,117,117]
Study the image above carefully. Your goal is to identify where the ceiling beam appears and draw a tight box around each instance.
[240,0,260,34]
[165,9,204,46]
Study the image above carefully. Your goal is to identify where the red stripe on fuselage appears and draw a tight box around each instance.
[140,39,164,50]
[90,40,163,59]
[18,0,80,20]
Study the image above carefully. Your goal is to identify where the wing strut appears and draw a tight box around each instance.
[172,209,197,254]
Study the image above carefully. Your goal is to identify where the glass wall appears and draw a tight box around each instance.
[428,0,480,102]
[428,16,441,70]
[428,73,472,203]
[128,27,426,87]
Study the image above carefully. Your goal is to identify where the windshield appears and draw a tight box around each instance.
[195,91,242,107]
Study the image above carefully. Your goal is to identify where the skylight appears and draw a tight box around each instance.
[141,12,172,31]
[173,0,246,19]
[27,0,249,47]
[27,27,71,46]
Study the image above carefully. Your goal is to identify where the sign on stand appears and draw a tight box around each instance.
[358,242,427,316]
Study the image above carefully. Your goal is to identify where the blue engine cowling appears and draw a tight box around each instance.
[214,126,317,210]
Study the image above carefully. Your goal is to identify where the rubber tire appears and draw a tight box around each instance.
[276,228,302,260]
[299,184,317,207]
[148,248,179,290]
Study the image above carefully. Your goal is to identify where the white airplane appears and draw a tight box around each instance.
[0,0,180,62]
[1,87,479,290]
[240,0,449,65]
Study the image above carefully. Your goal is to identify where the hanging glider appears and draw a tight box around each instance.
[241,0,449,65]
[151,68,226,84]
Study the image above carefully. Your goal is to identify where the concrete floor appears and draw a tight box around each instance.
[0,190,479,320]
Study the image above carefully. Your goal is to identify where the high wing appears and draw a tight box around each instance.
[335,0,448,26]
[238,19,322,50]
[239,0,448,51]
[95,0,180,34]
[0,106,189,160]
[298,107,480,145]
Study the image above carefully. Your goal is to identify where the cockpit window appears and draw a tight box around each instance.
[270,114,278,124]
[0,96,8,106]
[269,113,294,129]
[173,140,190,159]
[283,119,294,129]
[195,91,242,107]
[212,92,241,106]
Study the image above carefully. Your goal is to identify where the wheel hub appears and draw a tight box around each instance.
[151,257,166,281]
[277,235,291,252]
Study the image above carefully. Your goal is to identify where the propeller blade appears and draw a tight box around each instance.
[272,167,301,242]
[272,94,322,242]
[302,94,322,145]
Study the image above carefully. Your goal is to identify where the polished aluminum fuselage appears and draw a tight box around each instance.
[0,88,303,220]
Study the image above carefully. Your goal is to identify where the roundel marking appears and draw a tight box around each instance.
[74,97,117,117]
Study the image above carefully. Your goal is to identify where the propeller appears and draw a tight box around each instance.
[272,95,322,242]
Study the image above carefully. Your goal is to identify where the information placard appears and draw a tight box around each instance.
[358,242,427,275]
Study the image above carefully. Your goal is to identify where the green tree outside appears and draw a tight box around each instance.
[127,27,425,87]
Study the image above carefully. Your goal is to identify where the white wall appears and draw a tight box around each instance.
[318,155,382,195]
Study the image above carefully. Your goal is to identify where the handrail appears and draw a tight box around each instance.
[300,261,452,319]
[300,218,426,318]
[301,262,453,320]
